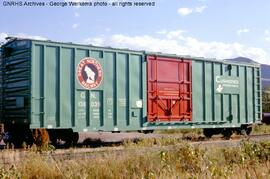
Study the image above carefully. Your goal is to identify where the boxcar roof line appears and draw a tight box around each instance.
[4,36,261,67]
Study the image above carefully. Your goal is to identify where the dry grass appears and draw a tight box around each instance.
[252,124,270,134]
[1,125,270,178]
[0,139,270,178]
[123,136,183,147]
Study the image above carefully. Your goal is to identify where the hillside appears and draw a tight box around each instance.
[226,57,270,89]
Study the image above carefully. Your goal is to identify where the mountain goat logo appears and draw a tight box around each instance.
[77,57,103,89]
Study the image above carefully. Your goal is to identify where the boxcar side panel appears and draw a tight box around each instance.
[30,41,146,132]
[192,60,261,127]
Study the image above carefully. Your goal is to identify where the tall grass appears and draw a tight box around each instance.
[0,139,270,178]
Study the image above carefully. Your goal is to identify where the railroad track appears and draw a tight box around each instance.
[1,133,270,166]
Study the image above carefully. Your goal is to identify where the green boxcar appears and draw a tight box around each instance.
[0,38,262,135]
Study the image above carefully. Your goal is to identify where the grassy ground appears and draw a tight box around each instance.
[155,128,202,135]
[252,124,270,134]
[1,139,270,178]
[1,124,270,178]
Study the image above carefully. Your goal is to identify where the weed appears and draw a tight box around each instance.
[0,165,21,179]
[252,124,270,134]
[1,140,270,178]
